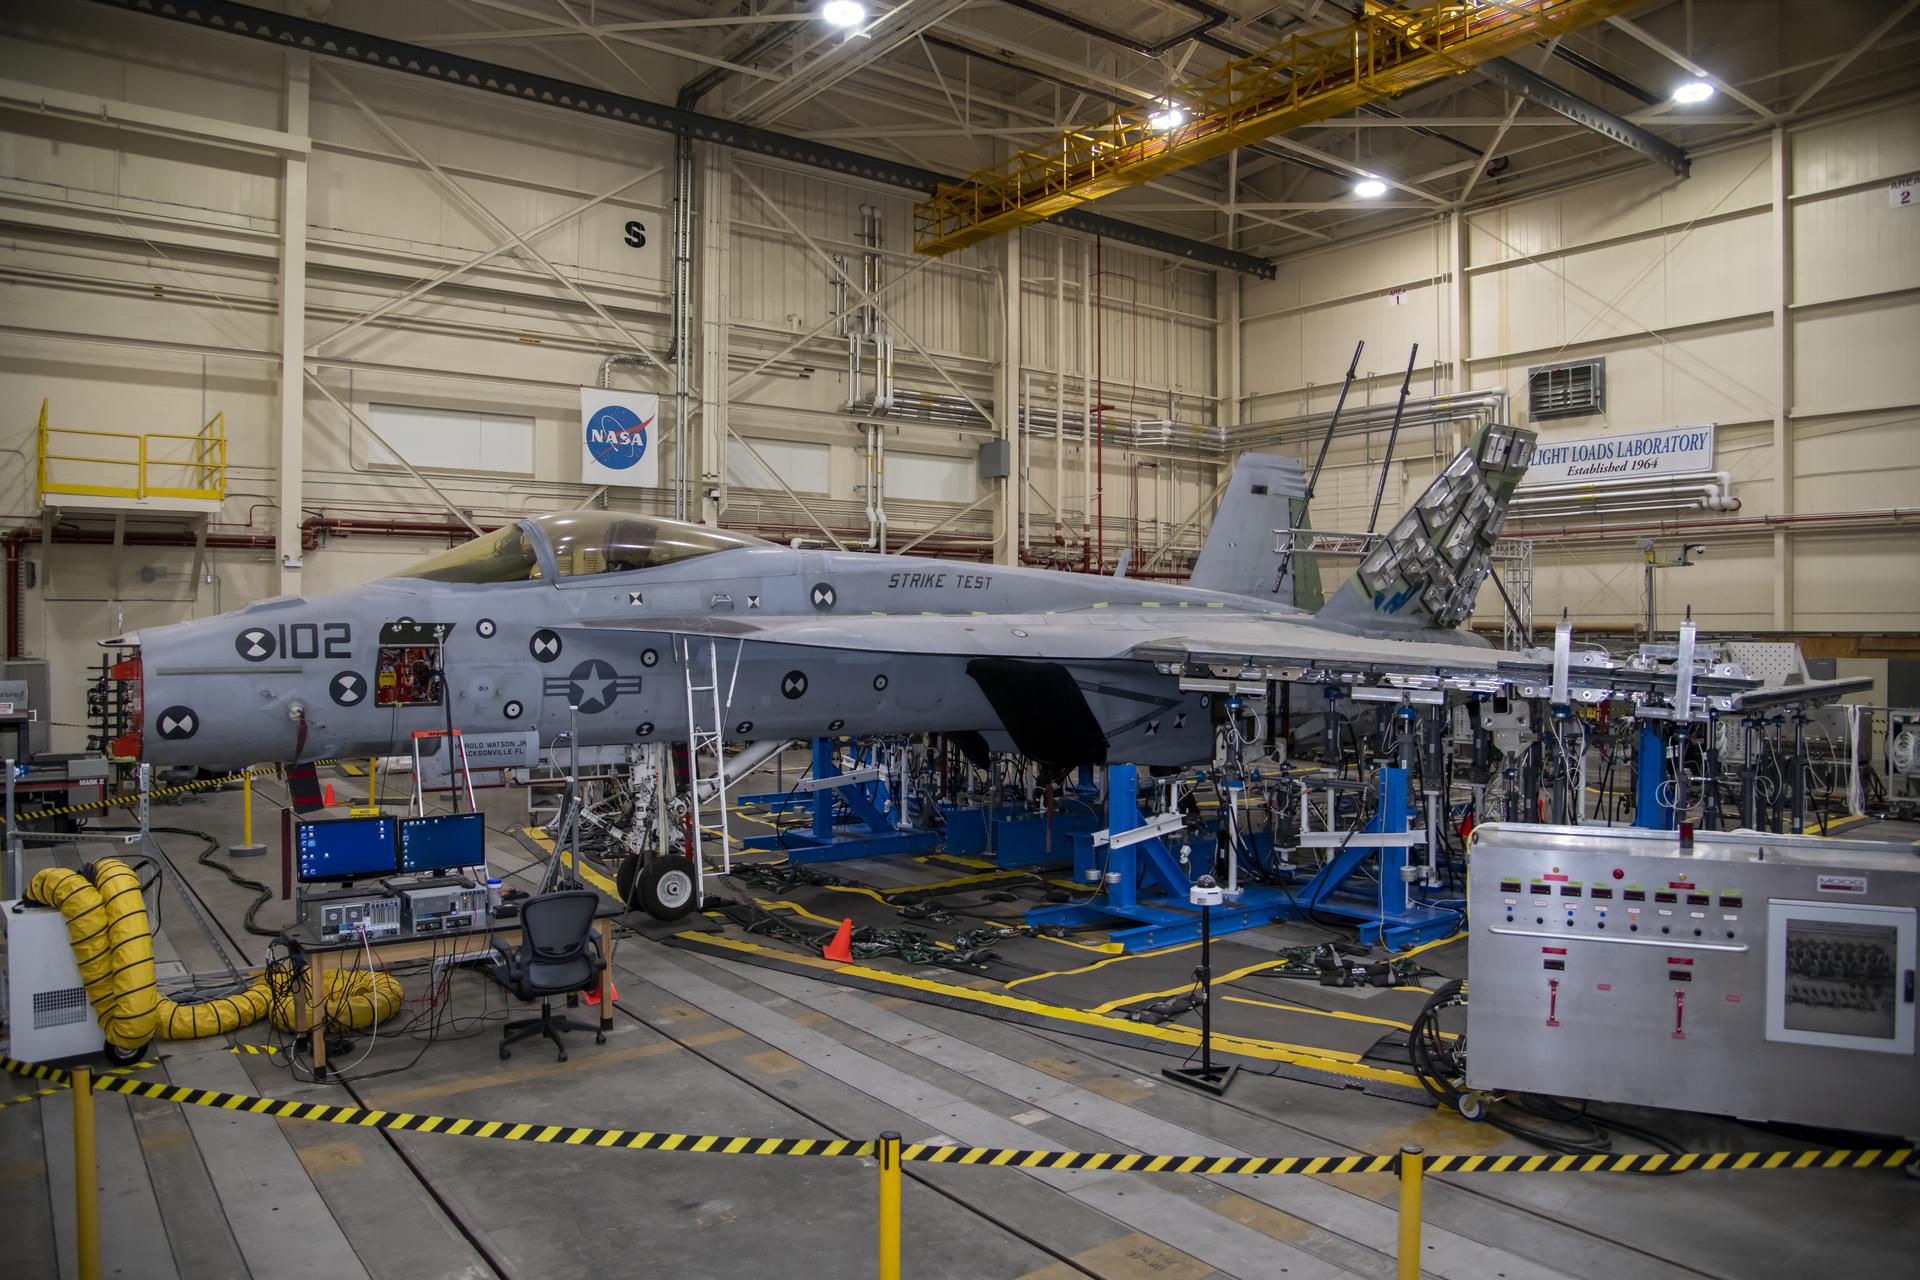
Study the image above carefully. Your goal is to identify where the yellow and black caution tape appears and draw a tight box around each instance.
[7,758,350,824]
[226,1043,285,1057]
[0,1059,157,1111]
[2,1055,1910,1175]
[8,767,276,823]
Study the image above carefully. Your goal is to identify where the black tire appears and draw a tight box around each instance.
[499,1044,511,1061]
[635,855,699,921]
[104,1040,148,1067]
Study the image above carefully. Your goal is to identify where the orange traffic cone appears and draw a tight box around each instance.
[822,918,854,963]
[323,782,336,806]
[585,981,620,1006]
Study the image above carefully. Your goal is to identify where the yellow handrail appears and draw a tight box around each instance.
[34,399,227,502]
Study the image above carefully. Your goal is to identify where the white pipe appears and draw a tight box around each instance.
[1054,238,1066,541]
[875,425,887,553]
[1081,240,1093,554]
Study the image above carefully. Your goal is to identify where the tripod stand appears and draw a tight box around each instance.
[1162,877,1238,1096]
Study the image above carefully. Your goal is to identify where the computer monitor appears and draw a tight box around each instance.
[296,816,399,883]
[397,812,487,876]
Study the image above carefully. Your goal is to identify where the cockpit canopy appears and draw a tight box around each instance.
[393,512,773,583]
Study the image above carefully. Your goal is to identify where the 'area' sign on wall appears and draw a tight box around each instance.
[580,387,661,487]
[1520,424,1715,487]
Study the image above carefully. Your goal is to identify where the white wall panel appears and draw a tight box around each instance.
[1793,292,1920,415]
[1792,100,1920,196]
[725,437,831,495]
[886,451,977,503]
[1793,184,1920,307]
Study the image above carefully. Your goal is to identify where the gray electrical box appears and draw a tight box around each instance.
[0,659,51,755]
[1466,823,1919,1137]
[977,440,1010,480]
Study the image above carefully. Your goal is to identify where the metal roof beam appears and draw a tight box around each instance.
[84,0,1274,278]
[1477,56,1691,177]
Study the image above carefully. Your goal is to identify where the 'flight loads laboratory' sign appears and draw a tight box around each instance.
[580,387,661,487]
[1520,424,1714,487]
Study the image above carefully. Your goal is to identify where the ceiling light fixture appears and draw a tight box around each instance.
[1671,80,1714,104]
[1352,175,1388,199]
[821,0,866,28]
[1147,105,1187,132]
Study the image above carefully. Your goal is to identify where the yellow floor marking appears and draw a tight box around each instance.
[1223,992,1455,1038]
[295,1140,366,1175]
[1046,1232,1211,1280]
[1393,930,1467,961]
[1004,940,1200,991]
[790,1010,831,1028]
[1082,1075,1153,1105]
[137,1128,194,1155]
[743,1049,804,1075]
[1206,1190,1316,1243]
[511,824,622,898]
[1024,1055,1087,1081]
[681,933,1410,1083]
[0,1158,47,1191]
[652,1003,711,1023]
[684,1028,748,1048]
[1803,813,1870,836]
[370,1042,681,1109]
[1089,954,1323,1015]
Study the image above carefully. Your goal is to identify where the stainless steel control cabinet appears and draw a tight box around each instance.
[1466,823,1919,1137]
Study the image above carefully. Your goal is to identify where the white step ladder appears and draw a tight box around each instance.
[679,637,740,901]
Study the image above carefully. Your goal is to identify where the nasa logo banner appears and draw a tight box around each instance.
[580,387,661,486]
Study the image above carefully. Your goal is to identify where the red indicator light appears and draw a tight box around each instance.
[1612,868,1625,880]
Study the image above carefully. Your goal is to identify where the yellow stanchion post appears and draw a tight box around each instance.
[368,757,377,806]
[878,1131,902,1280]
[231,769,266,857]
[73,1066,100,1280]
[1396,1144,1424,1280]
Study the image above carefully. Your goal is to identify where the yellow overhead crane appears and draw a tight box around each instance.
[913,0,1645,257]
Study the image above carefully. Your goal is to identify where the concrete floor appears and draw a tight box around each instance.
[3,774,1916,1280]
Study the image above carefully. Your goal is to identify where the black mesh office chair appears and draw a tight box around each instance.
[484,890,607,1061]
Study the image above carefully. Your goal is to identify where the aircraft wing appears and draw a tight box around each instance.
[577,609,1865,715]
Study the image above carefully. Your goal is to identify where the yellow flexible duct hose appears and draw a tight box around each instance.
[270,968,404,1032]
[87,858,160,1046]
[33,861,276,1043]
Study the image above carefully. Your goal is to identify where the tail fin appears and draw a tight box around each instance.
[1317,423,1536,634]
[1190,452,1309,603]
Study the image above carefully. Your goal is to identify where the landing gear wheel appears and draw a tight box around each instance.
[1456,1092,1488,1122]
[633,855,699,921]
[104,1040,149,1067]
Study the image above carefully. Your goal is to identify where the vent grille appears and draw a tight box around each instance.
[1528,358,1605,420]
[33,987,90,1028]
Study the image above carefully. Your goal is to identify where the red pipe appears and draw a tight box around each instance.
[4,528,27,661]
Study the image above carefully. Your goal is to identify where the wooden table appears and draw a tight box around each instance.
[281,908,619,1075]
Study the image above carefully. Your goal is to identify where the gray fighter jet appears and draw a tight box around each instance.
[113,424,1545,780]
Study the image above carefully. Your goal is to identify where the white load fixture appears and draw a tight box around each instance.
[3,899,105,1062]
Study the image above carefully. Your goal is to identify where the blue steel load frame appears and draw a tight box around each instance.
[1027,764,1295,952]
[1289,764,1457,949]
[739,738,936,864]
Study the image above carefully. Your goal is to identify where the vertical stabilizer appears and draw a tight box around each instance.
[1316,423,1536,634]
[1189,452,1309,603]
